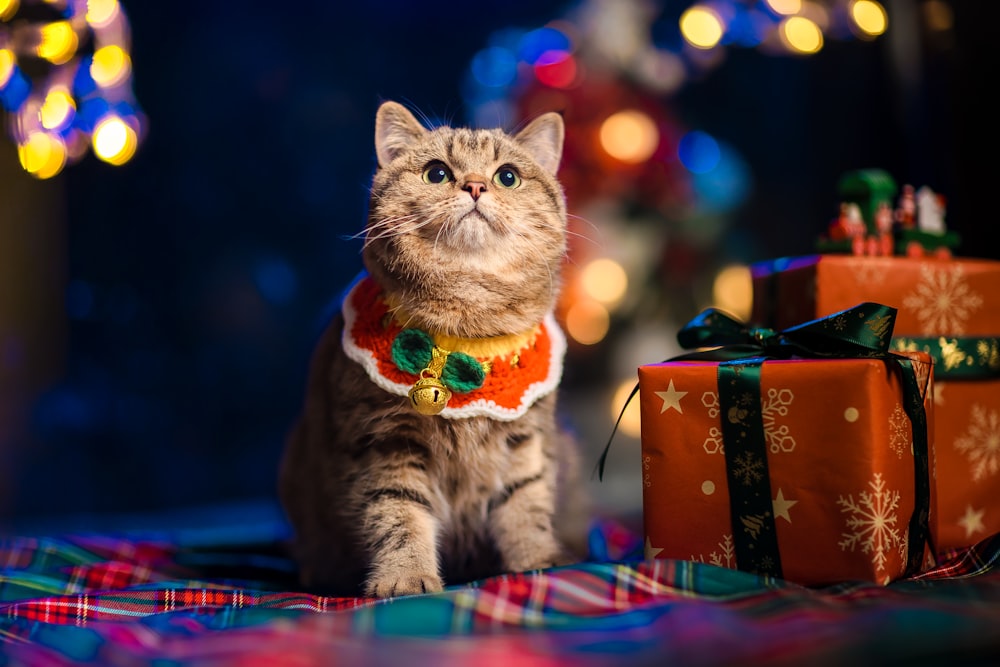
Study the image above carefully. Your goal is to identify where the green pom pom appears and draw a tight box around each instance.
[392,329,434,375]
[442,352,486,393]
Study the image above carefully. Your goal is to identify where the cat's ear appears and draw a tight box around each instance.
[375,101,427,167]
[514,112,564,176]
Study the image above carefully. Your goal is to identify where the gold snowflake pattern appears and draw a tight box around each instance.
[732,452,764,486]
[887,404,910,458]
[692,534,735,569]
[702,392,723,454]
[837,473,902,574]
[902,263,984,336]
[700,389,794,454]
[762,388,795,453]
[844,256,892,287]
[954,404,1000,481]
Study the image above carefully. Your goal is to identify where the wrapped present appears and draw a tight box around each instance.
[751,254,1000,551]
[639,303,936,586]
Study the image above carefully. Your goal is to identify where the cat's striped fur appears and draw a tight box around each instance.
[278,101,589,598]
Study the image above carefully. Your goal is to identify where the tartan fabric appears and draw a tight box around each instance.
[1,519,999,666]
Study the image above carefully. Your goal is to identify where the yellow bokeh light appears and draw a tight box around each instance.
[766,0,801,14]
[18,132,67,179]
[39,87,76,130]
[86,0,120,27]
[92,116,138,165]
[37,21,79,65]
[923,0,953,32]
[850,0,888,36]
[599,110,659,164]
[712,264,753,322]
[0,49,14,88]
[90,45,132,88]
[0,0,19,21]
[679,6,724,50]
[780,16,824,54]
[565,299,610,346]
[611,379,642,439]
[580,258,628,307]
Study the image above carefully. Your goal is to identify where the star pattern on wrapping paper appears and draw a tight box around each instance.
[644,536,664,560]
[655,379,688,414]
[772,488,798,523]
[958,505,986,538]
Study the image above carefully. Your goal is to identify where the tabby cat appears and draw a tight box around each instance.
[278,100,589,598]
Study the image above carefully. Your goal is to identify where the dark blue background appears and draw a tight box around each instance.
[1,0,994,526]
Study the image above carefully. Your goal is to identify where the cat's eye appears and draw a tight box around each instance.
[422,162,453,185]
[493,166,521,189]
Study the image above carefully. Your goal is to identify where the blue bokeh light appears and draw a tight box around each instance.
[518,27,571,64]
[690,139,752,213]
[678,130,721,174]
[470,46,518,88]
[0,67,30,112]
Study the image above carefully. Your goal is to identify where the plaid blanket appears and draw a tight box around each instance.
[2,517,999,666]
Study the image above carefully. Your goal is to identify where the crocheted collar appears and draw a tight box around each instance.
[340,273,566,420]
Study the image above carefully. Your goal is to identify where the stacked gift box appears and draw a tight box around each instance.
[749,170,1000,554]
[636,169,997,585]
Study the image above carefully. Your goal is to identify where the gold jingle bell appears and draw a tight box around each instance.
[408,370,452,416]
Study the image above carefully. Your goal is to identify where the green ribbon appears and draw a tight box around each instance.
[598,302,933,579]
[892,336,1000,380]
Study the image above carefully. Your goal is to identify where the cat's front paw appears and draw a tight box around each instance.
[365,573,444,598]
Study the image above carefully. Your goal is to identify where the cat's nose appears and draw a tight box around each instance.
[462,180,488,201]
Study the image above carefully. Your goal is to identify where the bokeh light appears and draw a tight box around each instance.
[850,0,888,37]
[18,131,67,179]
[780,16,824,54]
[766,0,801,15]
[599,110,659,164]
[923,0,953,31]
[680,6,724,50]
[534,51,577,89]
[85,0,120,28]
[0,0,18,21]
[90,45,131,88]
[39,86,76,131]
[580,258,628,307]
[2,0,143,173]
[0,48,13,87]
[37,21,78,65]
[92,115,137,165]
[611,379,642,439]
[519,26,572,64]
[470,46,518,88]
[565,299,610,345]
[712,264,752,321]
[677,130,720,174]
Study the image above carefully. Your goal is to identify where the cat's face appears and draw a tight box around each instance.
[362,101,568,337]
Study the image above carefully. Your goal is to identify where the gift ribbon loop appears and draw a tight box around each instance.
[677,302,897,359]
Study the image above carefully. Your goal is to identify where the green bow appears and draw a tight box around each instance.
[675,301,897,360]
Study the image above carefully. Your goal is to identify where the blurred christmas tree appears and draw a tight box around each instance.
[457,0,895,510]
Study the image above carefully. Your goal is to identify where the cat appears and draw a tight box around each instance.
[278,100,590,598]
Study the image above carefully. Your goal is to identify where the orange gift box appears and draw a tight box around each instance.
[639,351,935,586]
[751,254,1000,552]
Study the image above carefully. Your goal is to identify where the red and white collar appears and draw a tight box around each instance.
[340,274,566,420]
